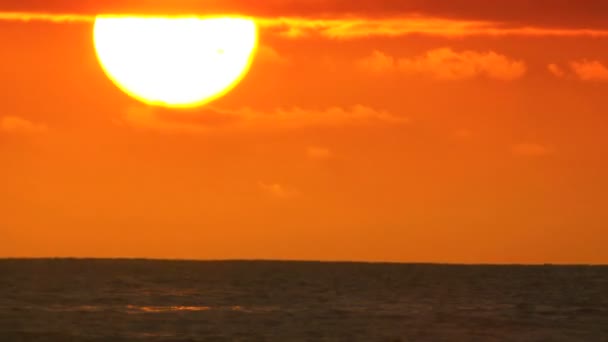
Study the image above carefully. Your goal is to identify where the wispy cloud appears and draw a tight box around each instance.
[570,60,608,81]
[3,0,608,33]
[307,146,333,160]
[256,45,290,66]
[358,48,526,81]
[548,60,608,81]
[259,17,608,40]
[3,11,608,39]
[547,63,567,78]
[356,51,396,73]
[258,181,299,199]
[511,143,553,157]
[120,105,408,134]
[0,116,47,134]
[259,17,497,39]
[0,12,92,23]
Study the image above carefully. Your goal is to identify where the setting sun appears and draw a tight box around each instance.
[93,16,258,108]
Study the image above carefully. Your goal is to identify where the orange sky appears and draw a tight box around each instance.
[1,1,608,264]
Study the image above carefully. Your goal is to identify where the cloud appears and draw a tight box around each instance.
[258,182,298,199]
[357,48,526,81]
[259,17,608,40]
[547,60,608,81]
[547,63,566,78]
[260,17,497,39]
[570,60,608,81]
[120,105,408,133]
[511,143,553,157]
[4,7,608,39]
[256,45,290,66]
[119,106,237,134]
[0,116,47,134]
[3,0,608,32]
[356,50,396,73]
[399,48,527,81]
[0,12,92,23]
[307,146,332,160]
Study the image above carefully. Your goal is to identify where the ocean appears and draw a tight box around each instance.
[0,259,606,341]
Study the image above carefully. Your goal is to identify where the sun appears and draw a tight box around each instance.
[93,16,258,108]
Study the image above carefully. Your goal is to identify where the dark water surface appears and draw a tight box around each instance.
[0,259,607,341]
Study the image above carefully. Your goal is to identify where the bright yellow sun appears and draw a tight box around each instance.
[93,16,258,108]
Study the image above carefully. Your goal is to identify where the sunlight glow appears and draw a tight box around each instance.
[93,16,258,108]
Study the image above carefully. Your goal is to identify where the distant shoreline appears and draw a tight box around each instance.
[0,258,606,267]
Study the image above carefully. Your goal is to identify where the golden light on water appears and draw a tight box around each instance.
[93,16,258,108]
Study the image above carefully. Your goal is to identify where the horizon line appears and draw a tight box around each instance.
[0,257,606,267]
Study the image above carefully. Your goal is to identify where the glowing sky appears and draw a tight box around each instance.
[1,0,607,263]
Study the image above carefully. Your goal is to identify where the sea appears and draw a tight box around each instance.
[0,259,606,341]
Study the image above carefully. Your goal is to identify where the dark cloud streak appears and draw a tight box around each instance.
[1,0,608,29]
